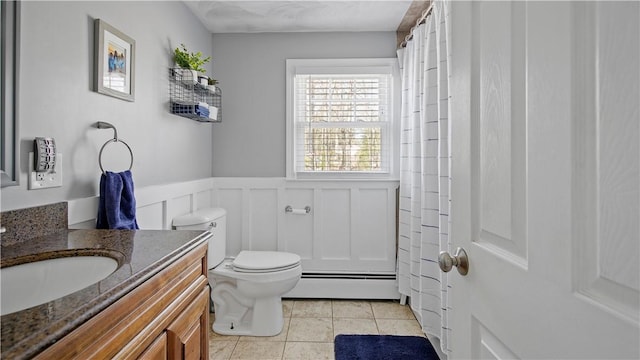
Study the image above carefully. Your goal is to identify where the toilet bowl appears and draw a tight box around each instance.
[210,251,301,336]
[172,208,301,337]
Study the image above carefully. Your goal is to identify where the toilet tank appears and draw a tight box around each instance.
[172,208,226,269]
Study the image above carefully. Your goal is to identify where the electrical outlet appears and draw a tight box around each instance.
[28,152,63,190]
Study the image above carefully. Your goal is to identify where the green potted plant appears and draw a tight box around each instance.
[173,44,211,84]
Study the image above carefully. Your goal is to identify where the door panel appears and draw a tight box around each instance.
[572,1,640,322]
[248,189,278,250]
[450,1,639,359]
[474,0,528,264]
[320,189,351,259]
[471,318,519,360]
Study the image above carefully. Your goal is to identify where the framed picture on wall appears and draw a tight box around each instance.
[94,19,135,101]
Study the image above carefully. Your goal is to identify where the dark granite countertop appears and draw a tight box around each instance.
[0,228,211,360]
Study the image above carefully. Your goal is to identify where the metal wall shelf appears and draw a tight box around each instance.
[169,68,222,123]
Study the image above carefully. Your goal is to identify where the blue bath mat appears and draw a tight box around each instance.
[334,334,439,360]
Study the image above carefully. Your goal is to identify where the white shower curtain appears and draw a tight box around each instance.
[397,1,452,354]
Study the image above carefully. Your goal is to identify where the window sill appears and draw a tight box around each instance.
[285,176,400,183]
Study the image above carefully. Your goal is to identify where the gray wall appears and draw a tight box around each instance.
[2,1,214,211]
[210,32,398,177]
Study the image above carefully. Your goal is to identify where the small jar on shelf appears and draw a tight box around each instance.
[207,78,219,93]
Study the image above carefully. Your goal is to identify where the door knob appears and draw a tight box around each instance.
[439,247,469,275]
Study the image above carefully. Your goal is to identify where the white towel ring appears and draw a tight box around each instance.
[96,121,134,174]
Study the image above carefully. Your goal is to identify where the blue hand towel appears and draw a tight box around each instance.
[171,103,209,117]
[194,104,209,117]
[96,170,140,230]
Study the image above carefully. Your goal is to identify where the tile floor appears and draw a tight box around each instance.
[208,299,430,360]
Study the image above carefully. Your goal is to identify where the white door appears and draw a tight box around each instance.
[449,1,639,358]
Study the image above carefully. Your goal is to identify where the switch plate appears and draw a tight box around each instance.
[28,152,63,190]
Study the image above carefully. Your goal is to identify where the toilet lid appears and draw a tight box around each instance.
[232,251,301,273]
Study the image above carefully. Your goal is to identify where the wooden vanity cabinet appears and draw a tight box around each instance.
[137,333,167,360]
[166,286,209,360]
[34,242,210,360]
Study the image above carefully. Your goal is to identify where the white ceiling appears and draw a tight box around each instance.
[183,1,414,33]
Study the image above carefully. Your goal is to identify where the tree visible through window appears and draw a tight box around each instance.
[295,74,391,173]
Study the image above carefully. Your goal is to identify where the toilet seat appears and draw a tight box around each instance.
[210,258,302,283]
[232,251,301,273]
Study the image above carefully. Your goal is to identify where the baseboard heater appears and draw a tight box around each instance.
[284,272,400,299]
[302,272,396,280]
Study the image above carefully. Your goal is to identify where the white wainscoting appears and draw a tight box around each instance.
[68,177,400,299]
[68,177,215,230]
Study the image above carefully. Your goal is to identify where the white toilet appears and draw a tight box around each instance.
[172,208,302,336]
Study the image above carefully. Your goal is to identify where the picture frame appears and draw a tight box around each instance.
[94,19,135,101]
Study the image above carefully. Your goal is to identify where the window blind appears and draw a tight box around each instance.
[294,74,391,173]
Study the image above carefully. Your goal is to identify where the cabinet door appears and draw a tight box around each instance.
[166,288,209,360]
[137,332,167,360]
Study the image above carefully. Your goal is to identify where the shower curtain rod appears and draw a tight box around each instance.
[400,3,434,48]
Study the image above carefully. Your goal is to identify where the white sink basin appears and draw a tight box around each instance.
[0,256,119,315]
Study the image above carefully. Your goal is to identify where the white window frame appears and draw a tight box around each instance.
[286,58,400,180]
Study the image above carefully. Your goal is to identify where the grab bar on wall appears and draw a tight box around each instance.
[285,205,311,215]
